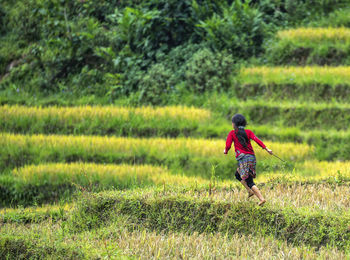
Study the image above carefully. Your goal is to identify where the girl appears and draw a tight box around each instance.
[224,114,273,206]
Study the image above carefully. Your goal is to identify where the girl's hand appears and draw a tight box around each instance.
[266,148,273,155]
[223,149,227,154]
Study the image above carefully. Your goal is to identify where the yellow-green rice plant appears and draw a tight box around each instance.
[0,133,314,178]
[278,27,350,43]
[227,99,350,131]
[277,27,350,43]
[239,66,350,86]
[1,162,212,206]
[267,160,350,179]
[236,66,350,102]
[0,105,211,122]
[267,28,350,65]
[0,203,71,224]
[0,105,212,137]
[300,160,350,180]
[12,163,210,187]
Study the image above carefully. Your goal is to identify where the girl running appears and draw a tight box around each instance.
[224,114,273,206]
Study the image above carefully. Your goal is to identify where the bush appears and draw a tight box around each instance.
[135,43,203,102]
[136,45,235,103]
[197,0,266,58]
[185,48,235,93]
[255,0,349,26]
[138,64,173,104]
[308,8,350,28]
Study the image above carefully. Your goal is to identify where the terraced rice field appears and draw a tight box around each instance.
[267,27,350,65]
[1,26,350,259]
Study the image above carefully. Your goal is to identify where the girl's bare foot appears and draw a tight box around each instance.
[258,199,266,206]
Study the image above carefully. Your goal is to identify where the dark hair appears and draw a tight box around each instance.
[232,114,249,148]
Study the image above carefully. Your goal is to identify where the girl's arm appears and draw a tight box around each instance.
[249,130,273,154]
[224,131,233,154]
[249,131,266,149]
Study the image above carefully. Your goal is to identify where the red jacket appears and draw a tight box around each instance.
[224,129,266,158]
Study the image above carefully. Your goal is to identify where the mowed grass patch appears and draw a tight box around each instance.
[0,105,214,137]
[267,28,350,65]
[68,189,350,250]
[0,133,311,177]
[237,66,350,102]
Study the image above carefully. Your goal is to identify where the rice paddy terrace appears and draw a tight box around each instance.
[1,27,350,259]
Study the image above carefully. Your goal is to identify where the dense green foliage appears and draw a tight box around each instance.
[1,0,349,102]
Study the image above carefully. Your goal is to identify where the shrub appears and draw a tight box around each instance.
[315,8,350,27]
[197,0,266,58]
[185,48,234,93]
[138,64,173,104]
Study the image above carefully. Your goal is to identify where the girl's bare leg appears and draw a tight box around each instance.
[240,180,254,197]
[251,185,266,206]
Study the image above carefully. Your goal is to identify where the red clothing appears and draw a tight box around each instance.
[224,129,266,158]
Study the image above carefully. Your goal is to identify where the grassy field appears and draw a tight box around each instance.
[2,24,350,259]
[1,101,350,257]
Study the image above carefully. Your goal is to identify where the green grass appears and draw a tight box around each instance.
[237,66,350,102]
[0,203,70,224]
[0,104,215,138]
[68,188,350,250]
[2,182,349,258]
[2,218,347,259]
[225,99,350,131]
[266,28,350,65]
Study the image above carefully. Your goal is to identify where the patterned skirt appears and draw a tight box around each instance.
[237,154,256,180]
